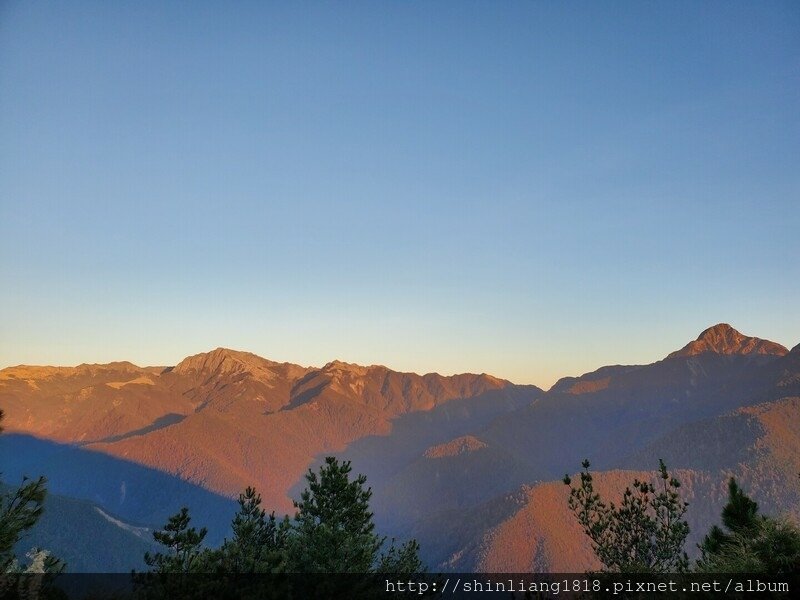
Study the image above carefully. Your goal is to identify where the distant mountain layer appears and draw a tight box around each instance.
[405,327,799,571]
[2,323,799,572]
[1,350,537,517]
[0,434,238,543]
[667,323,787,359]
[0,481,155,572]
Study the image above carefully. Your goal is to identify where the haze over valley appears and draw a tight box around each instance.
[1,0,798,577]
[2,324,799,571]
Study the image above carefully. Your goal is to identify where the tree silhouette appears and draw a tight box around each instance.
[697,478,800,573]
[563,459,689,573]
[288,456,383,573]
[144,507,208,574]
[0,409,62,574]
[217,486,289,573]
[288,456,424,574]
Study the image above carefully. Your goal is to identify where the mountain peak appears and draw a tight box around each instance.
[321,360,373,377]
[667,323,788,359]
[323,359,368,369]
[696,323,745,348]
[172,348,278,376]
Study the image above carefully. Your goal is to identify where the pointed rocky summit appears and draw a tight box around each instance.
[667,323,788,359]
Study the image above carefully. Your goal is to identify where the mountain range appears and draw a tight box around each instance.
[1,323,798,572]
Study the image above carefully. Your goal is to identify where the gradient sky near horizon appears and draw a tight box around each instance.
[1,1,799,388]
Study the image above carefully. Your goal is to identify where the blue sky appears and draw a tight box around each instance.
[1,1,798,388]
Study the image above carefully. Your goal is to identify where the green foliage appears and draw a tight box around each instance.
[697,478,800,574]
[697,478,758,562]
[216,486,290,573]
[563,459,689,573]
[141,456,424,578]
[375,538,425,574]
[143,507,208,574]
[1,476,46,572]
[0,409,63,574]
[288,456,384,573]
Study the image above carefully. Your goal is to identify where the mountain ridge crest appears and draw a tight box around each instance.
[666,323,788,359]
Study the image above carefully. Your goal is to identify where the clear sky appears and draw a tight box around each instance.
[1,1,798,389]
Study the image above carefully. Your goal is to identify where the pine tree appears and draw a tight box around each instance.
[144,507,209,573]
[375,538,425,574]
[697,478,758,560]
[218,486,289,573]
[288,457,383,573]
[697,478,800,573]
[0,409,62,574]
[286,456,425,574]
[563,459,689,573]
[138,456,425,584]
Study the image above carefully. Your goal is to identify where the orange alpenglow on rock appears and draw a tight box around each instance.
[666,323,788,359]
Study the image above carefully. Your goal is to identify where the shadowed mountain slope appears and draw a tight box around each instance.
[480,324,790,479]
[2,324,798,572]
[0,362,195,444]
[1,481,156,572]
[623,395,800,511]
[444,395,800,572]
[468,469,729,573]
[368,325,800,570]
[415,328,800,572]
[1,351,539,515]
[0,434,238,545]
